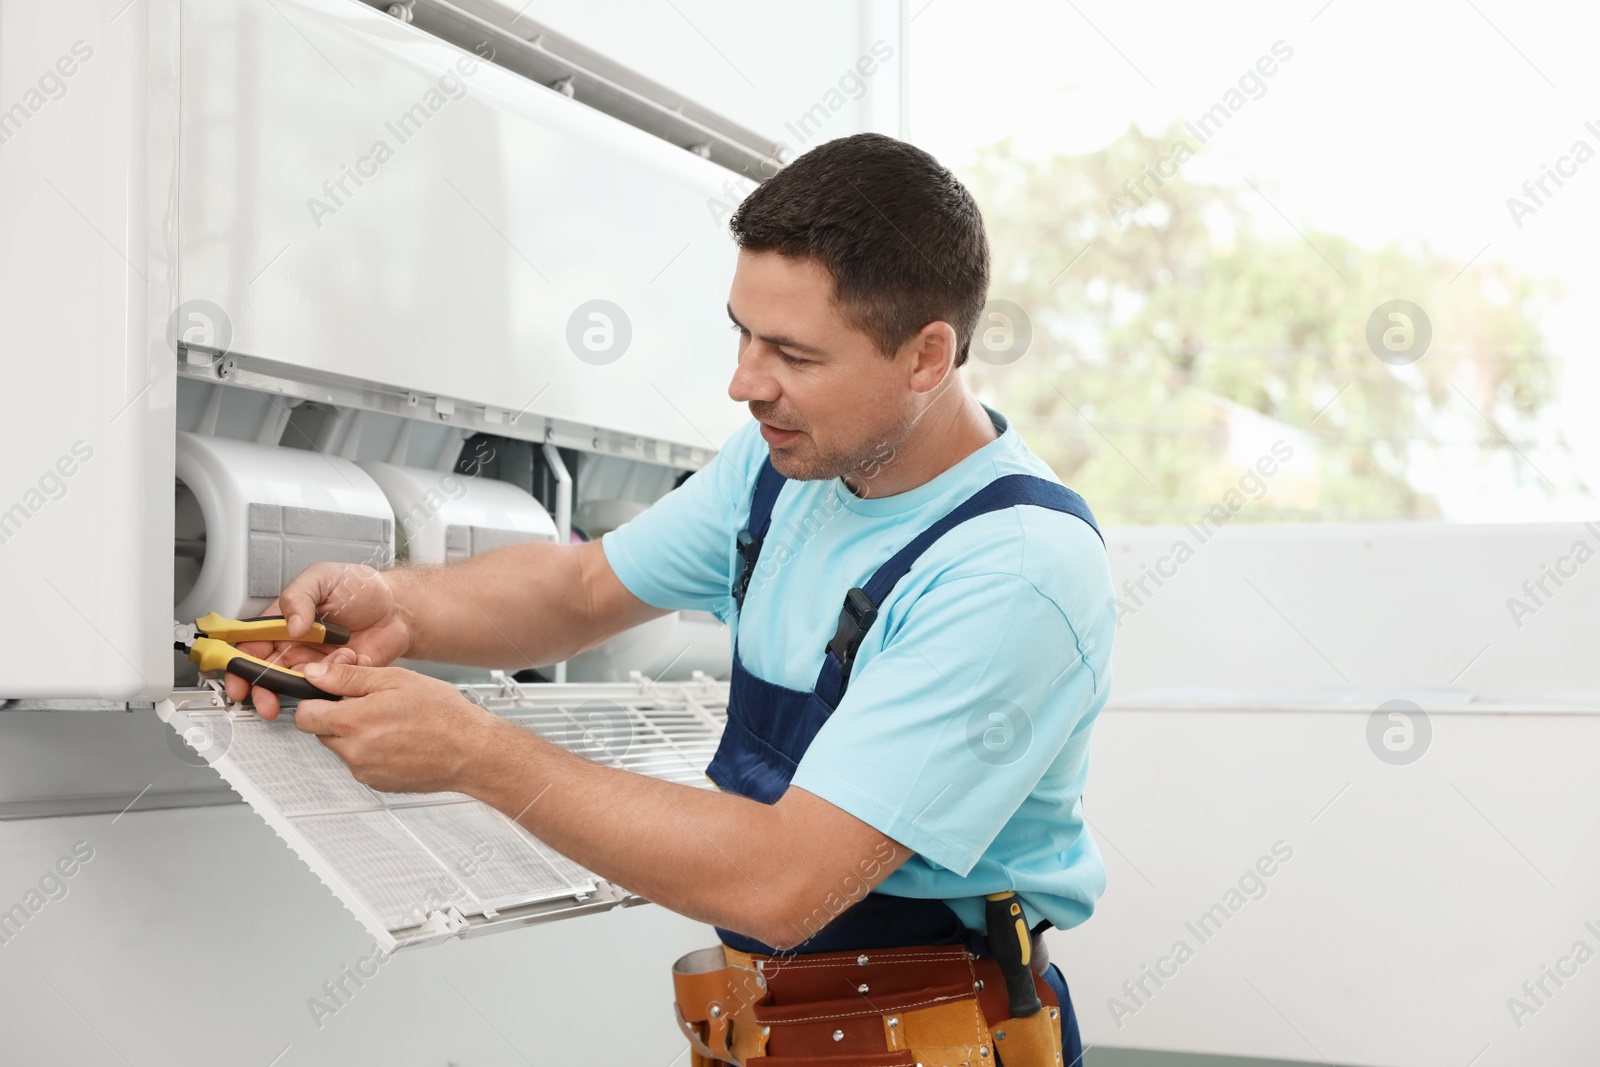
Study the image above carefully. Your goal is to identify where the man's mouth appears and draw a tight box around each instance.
[759,422,802,446]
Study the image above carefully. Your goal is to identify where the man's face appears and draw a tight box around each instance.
[725,250,917,483]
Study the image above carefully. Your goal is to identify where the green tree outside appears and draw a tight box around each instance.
[960,125,1567,526]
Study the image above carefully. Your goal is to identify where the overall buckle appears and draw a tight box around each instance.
[733,529,761,605]
[826,587,879,678]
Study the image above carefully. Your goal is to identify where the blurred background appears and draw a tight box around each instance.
[917,0,1599,527]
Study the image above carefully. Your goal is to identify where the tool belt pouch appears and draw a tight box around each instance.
[673,946,771,1066]
[672,944,1062,1067]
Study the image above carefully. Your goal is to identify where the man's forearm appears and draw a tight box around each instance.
[461,721,797,942]
[386,540,624,669]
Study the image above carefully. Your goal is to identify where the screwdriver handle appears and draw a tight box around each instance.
[186,638,341,701]
[985,891,1042,1019]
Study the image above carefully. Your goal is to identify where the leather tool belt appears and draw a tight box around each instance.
[672,942,1063,1067]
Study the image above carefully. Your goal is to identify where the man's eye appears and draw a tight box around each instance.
[778,352,806,366]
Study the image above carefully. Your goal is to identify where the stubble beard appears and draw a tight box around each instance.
[764,405,913,487]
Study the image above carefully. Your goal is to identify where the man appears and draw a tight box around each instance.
[226,132,1113,1065]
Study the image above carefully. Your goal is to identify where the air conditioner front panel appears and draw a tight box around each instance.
[179,0,747,454]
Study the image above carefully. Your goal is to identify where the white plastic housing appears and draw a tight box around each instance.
[178,0,750,455]
[358,461,557,566]
[174,432,395,622]
[0,2,171,698]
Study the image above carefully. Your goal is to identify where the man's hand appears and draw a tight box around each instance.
[223,562,413,719]
[291,660,519,793]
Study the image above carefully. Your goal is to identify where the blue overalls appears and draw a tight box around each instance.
[704,455,1104,1065]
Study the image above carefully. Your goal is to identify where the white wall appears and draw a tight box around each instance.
[1106,522,1599,703]
[1045,523,1600,1066]
[0,803,717,1066]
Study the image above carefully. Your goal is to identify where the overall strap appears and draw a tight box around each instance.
[815,475,1103,709]
[731,456,787,611]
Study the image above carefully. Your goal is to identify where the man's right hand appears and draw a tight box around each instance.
[222,562,414,720]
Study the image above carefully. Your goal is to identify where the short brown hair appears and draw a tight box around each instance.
[729,133,990,368]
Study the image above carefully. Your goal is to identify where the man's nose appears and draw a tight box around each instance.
[728,347,779,405]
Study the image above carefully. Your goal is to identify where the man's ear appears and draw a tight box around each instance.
[904,320,958,393]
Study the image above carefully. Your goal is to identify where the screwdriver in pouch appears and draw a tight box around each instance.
[985,890,1043,1020]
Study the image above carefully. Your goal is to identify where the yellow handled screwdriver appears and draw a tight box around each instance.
[174,612,351,702]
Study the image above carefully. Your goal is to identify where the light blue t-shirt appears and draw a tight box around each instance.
[601,404,1114,936]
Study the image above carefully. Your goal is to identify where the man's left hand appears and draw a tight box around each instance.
[292,661,516,794]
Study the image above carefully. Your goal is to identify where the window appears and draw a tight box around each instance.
[913,1,1596,524]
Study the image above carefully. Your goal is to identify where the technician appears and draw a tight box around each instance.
[226,132,1113,1066]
